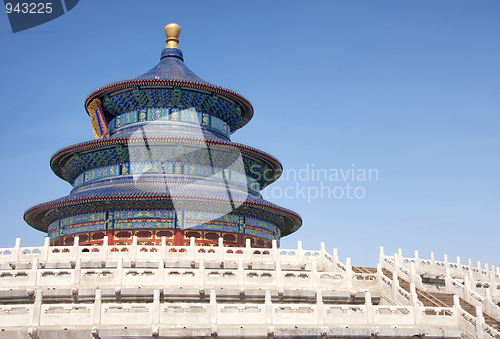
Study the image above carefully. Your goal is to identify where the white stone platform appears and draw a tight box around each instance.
[0,237,497,338]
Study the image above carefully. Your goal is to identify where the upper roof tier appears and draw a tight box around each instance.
[84,24,253,133]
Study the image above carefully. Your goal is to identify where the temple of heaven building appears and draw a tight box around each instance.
[24,23,301,248]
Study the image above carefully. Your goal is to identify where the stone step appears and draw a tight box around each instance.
[352,266,377,274]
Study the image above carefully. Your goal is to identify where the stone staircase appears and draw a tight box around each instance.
[353,266,378,274]
[399,275,499,331]
[353,266,500,336]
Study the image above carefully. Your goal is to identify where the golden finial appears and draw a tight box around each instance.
[164,23,181,49]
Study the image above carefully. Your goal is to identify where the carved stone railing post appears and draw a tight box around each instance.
[409,261,416,285]
[275,244,281,281]
[72,236,80,262]
[265,290,273,325]
[413,250,420,275]
[453,294,460,310]
[13,238,21,262]
[475,306,485,339]
[93,289,102,328]
[393,252,400,276]
[319,242,326,269]
[42,237,50,261]
[392,270,399,301]
[158,258,165,285]
[73,258,81,286]
[311,261,318,288]
[117,257,123,286]
[199,259,205,289]
[489,265,495,283]
[209,290,217,325]
[333,248,339,271]
[237,259,244,286]
[444,265,453,293]
[409,282,418,305]
[31,290,43,328]
[317,290,325,325]
[245,238,251,262]
[131,236,138,260]
[160,237,167,259]
[378,247,384,269]
[430,252,436,274]
[272,240,278,262]
[412,260,426,291]
[346,257,353,290]
[218,238,224,262]
[101,236,107,261]
[365,291,374,325]
[464,274,472,303]
[476,261,482,281]
[29,257,38,287]
[484,289,492,315]
[297,241,304,266]
[153,289,160,326]
[276,260,283,289]
[452,294,461,324]
[489,280,498,300]
[376,263,383,289]
[410,283,422,325]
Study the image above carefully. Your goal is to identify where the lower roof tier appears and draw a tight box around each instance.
[24,180,302,238]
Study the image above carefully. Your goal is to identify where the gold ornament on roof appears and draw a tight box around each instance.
[164,23,181,49]
[87,98,109,139]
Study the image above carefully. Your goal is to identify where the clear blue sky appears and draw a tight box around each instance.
[1,1,499,267]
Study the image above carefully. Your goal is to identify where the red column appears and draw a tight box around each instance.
[106,230,114,245]
[173,229,184,246]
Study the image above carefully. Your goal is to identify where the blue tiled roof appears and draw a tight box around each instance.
[24,179,302,236]
[134,48,214,85]
[84,47,254,131]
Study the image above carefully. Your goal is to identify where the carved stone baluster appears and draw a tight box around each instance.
[346,257,353,290]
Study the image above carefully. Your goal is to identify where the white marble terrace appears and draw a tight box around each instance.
[0,237,497,338]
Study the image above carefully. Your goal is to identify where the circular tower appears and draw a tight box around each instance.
[24,24,301,248]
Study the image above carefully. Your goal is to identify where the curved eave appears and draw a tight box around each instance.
[24,195,302,236]
[84,80,254,131]
[50,137,283,186]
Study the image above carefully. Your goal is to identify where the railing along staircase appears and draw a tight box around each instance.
[355,265,500,338]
